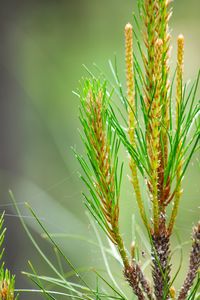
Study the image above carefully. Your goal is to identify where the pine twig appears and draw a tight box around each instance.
[85,86,129,268]
[77,1,200,300]
[157,0,172,165]
[168,34,185,234]
[135,263,153,300]
[125,23,148,230]
[152,214,171,300]
[125,242,153,300]
[149,38,163,234]
[124,266,145,300]
[178,222,200,300]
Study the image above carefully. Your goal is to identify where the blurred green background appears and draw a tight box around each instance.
[0,0,199,299]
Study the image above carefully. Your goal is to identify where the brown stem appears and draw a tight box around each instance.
[178,222,200,300]
[152,215,171,300]
[135,263,154,300]
[124,265,145,300]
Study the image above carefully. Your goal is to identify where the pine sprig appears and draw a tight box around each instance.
[125,23,148,230]
[76,0,200,299]
[0,213,18,300]
[178,223,200,300]
[77,79,129,267]
[168,35,185,233]
[77,78,154,300]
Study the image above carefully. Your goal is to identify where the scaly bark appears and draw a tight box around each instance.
[178,222,200,300]
[152,215,171,300]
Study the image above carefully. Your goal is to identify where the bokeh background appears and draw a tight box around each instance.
[0,0,199,299]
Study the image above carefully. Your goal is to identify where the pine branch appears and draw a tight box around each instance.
[152,215,171,300]
[124,266,145,300]
[79,78,154,300]
[79,80,130,268]
[125,242,153,300]
[178,222,200,300]
[77,1,199,299]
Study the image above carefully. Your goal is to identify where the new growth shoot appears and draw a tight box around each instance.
[77,0,200,299]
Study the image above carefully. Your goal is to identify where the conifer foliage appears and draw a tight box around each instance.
[77,0,200,299]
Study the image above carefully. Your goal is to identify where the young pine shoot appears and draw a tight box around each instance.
[77,0,200,299]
